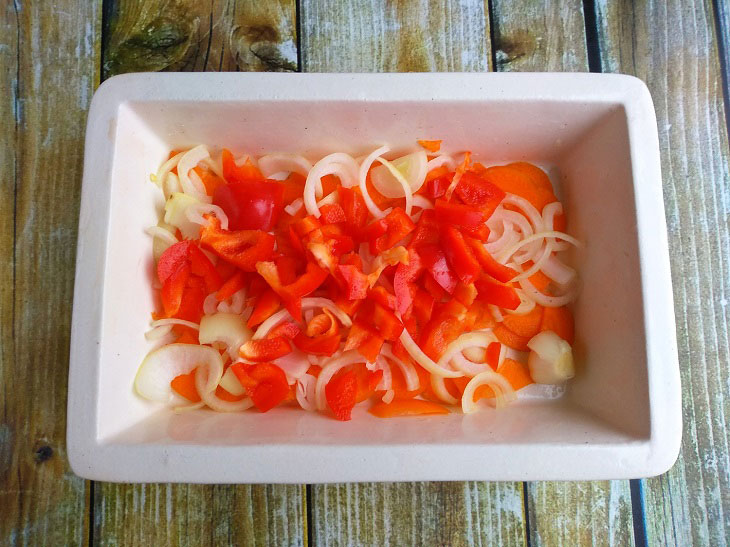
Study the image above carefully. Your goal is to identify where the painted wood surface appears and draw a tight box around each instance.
[596,0,730,544]
[0,0,99,544]
[489,2,637,545]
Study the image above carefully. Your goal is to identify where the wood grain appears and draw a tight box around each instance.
[103,0,297,78]
[0,0,99,544]
[93,483,306,546]
[596,0,730,544]
[488,2,637,545]
[95,2,306,546]
[312,482,526,547]
[300,0,491,72]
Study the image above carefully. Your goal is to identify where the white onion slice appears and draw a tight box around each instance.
[461,370,517,413]
[304,153,359,217]
[398,328,463,378]
[315,350,366,410]
[162,172,182,200]
[519,277,578,307]
[497,231,581,264]
[145,225,178,247]
[258,153,313,179]
[381,389,395,404]
[185,202,229,230]
[431,374,459,405]
[316,191,339,207]
[380,345,419,391]
[504,288,537,316]
[152,152,184,190]
[438,332,497,369]
[371,157,414,215]
[203,293,218,315]
[177,145,212,202]
[284,198,304,216]
[527,330,575,384]
[358,145,391,219]
[371,151,427,197]
[426,154,456,171]
[502,193,543,231]
[144,325,173,341]
[219,367,245,396]
[252,297,352,339]
[489,305,504,322]
[296,374,318,411]
[195,365,253,412]
[370,357,393,391]
[451,352,491,377]
[199,313,252,358]
[134,343,223,404]
[412,195,433,211]
[541,255,577,285]
[274,349,311,384]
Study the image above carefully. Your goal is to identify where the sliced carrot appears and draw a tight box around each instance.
[540,305,575,344]
[474,358,534,399]
[506,162,554,193]
[173,324,199,344]
[215,385,245,402]
[417,139,442,153]
[501,305,543,338]
[494,324,531,351]
[482,165,556,212]
[527,269,552,292]
[171,369,201,402]
[369,398,449,418]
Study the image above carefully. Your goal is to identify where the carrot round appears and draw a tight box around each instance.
[506,162,554,193]
[501,305,544,338]
[473,358,534,399]
[369,398,449,418]
[540,305,575,344]
[483,165,556,212]
[494,324,531,351]
[527,270,552,292]
[171,369,201,402]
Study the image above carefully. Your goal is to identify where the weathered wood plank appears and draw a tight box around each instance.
[301,3,527,545]
[93,483,306,547]
[95,3,306,546]
[312,482,526,547]
[488,2,637,545]
[300,0,491,72]
[0,0,100,544]
[596,0,730,544]
[103,0,297,78]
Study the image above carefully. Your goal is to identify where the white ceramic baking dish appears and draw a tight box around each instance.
[67,72,681,482]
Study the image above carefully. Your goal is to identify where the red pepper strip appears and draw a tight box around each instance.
[247,288,282,328]
[418,244,458,294]
[441,226,481,284]
[216,271,246,301]
[230,362,289,412]
[320,203,347,224]
[221,148,264,183]
[288,225,306,256]
[422,272,449,301]
[366,207,416,254]
[239,336,292,362]
[408,209,440,249]
[369,398,449,418]
[393,247,423,316]
[188,244,223,292]
[371,302,404,340]
[338,186,369,236]
[424,174,453,200]
[161,263,191,317]
[336,264,369,300]
[267,320,301,339]
[434,199,486,230]
[352,363,383,403]
[367,287,397,311]
[293,215,322,238]
[420,315,463,361]
[486,342,501,370]
[455,171,505,218]
[293,331,342,356]
[199,216,275,272]
[465,236,518,283]
[325,370,357,421]
[474,276,521,310]
[157,241,193,284]
[344,321,384,362]
[461,223,490,242]
[255,261,329,321]
[174,276,207,323]
[274,255,302,285]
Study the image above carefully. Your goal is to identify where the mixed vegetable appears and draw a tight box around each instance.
[135,140,580,420]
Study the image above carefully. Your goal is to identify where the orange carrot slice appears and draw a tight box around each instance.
[506,162,554,193]
[483,165,556,212]
[494,324,531,351]
[171,369,201,402]
[540,306,575,344]
[417,139,442,153]
[527,270,552,292]
[474,358,534,399]
[501,305,544,338]
[369,398,449,418]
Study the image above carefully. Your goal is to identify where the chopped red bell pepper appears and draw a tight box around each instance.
[230,362,289,412]
[365,207,416,254]
[338,186,369,236]
[474,276,521,310]
[367,286,397,311]
[221,149,264,183]
[293,331,342,356]
[455,171,505,218]
[420,314,463,360]
[267,320,301,339]
[319,203,347,224]
[461,222,490,242]
[213,179,284,231]
[216,270,246,301]
[412,288,435,326]
[247,288,281,328]
[371,302,404,340]
[434,199,486,230]
[441,226,480,284]
[454,282,478,307]
[293,215,322,238]
[344,321,384,362]
[393,247,423,316]
[465,236,518,283]
[188,244,223,292]
[326,370,357,421]
[256,260,329,321]
[418,244,458,294]
[174,276,207,323]
[161,262,191,317]
[424,174,453,200]
[239,336,292,362]
[199,216,275,272]
[408,209,440,248]
[336,264,369,300]
[158,240,222,292]
[486,342,501,370]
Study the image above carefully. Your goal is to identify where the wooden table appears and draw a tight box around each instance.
[2,0,729,545]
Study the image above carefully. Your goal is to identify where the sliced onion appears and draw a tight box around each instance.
[164,192,203,239]
[296,374,318,411]
[370,357,393,391]
[426,154,456,171]
[134,343,223,404]
[219,366,245,396]
[203,293,218,315]
[358,145,391,219]
[315,350,366,410]
[431,374,459,405]
[177,145,211,202]
[380,345,419,391]
[398,328,463,378]
[145,225,178,247]
[253,309,291,340]
[463,346,486,362]
[253,297,352,339]
[451,352,491,377]
[304,153,359,217]
[498,344,507,367]
[316,191,339,207]
[485,225,519,256]
[372,157,413,214]
[217,289,246,315]
[185,202,229,230]
[199,313,252,358]
[412,195,433,211]
[489,305,504,322]
[162,172,182,200]
[195,365,253,412]
[173,401,205,413]
[202,155,224,179]
[258,153,313,179]
[520,277,578,307]
[461,370,517,413]
[527,330,575,384]
[274,349,311,384]
[152,152,184,189]
[502,193,543,231]
[144,325,172,341]
[150,318,200,330]
[541,255,577,285]
[381,389,395,404]
[497,231,581,264]
[371,151,427,197]
[284,198,304,216]
[504,288,537,316]
[438,332,497,369]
